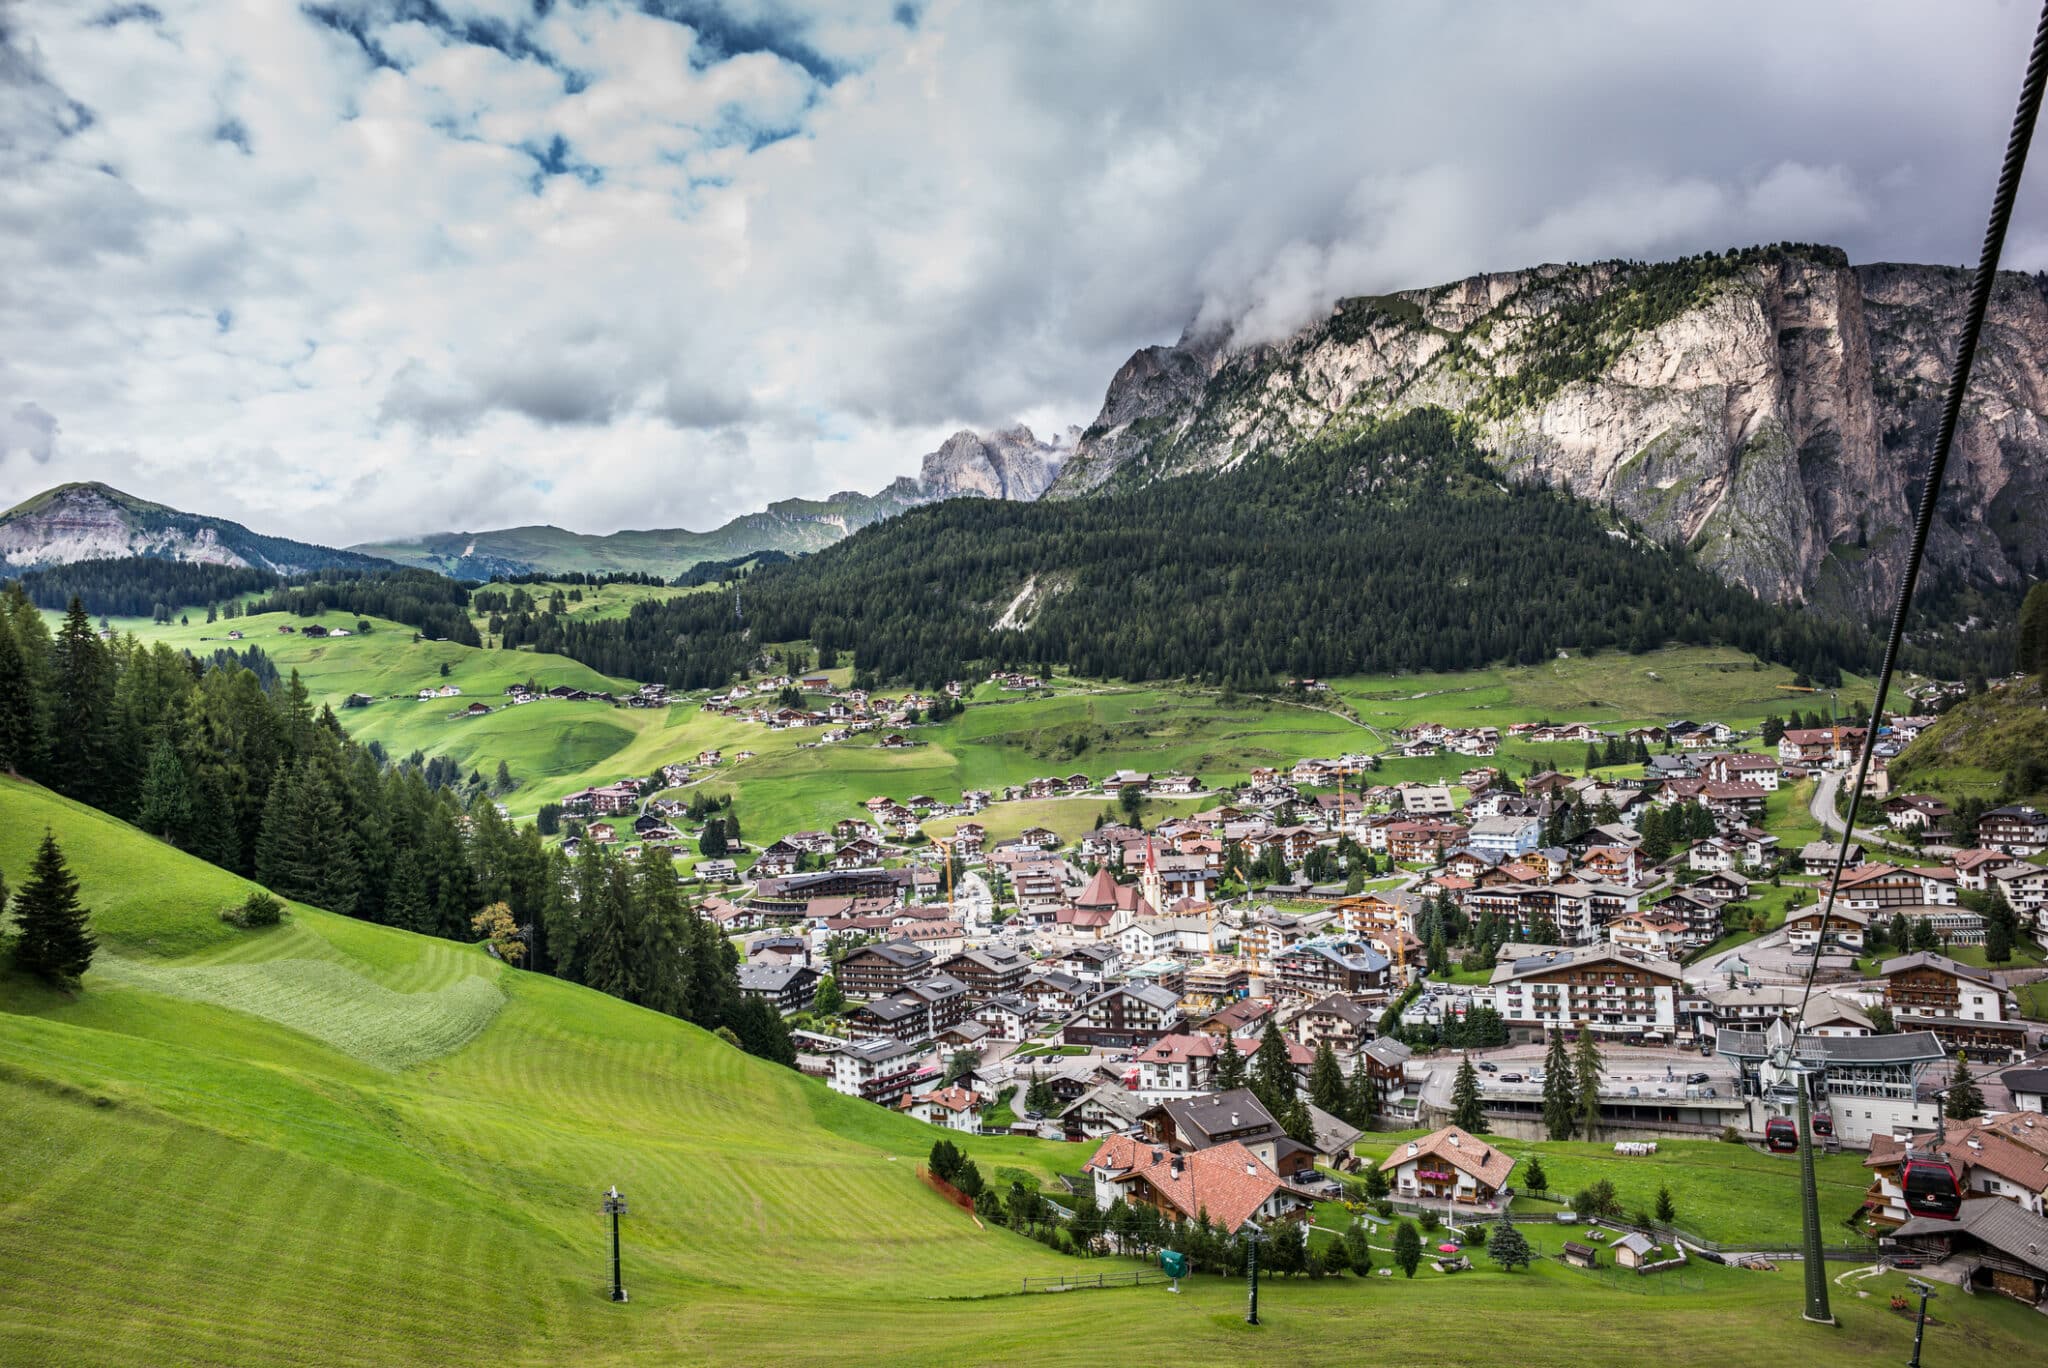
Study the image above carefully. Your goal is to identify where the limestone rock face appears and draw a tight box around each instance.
[918,425,1069,502]
[1051,250,2048,612]
[0,481,377,573]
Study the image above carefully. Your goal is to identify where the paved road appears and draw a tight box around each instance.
[1807,770,1893,847]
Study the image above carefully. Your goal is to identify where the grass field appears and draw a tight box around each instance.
[1326,648,1877,734]
[81,612,1880,853]
[1,779,2041,1365]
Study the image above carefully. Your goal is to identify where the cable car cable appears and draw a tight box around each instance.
[1778,0,2048,1310]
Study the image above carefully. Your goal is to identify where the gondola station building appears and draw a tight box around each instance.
[1715,1019,1947,1148]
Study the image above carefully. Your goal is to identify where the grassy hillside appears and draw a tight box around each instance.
[1891,674,2048,801]
[1,779,2042,1365]
[64,606,1883,843]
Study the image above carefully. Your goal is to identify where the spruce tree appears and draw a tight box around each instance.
[1572,1025,1604,1140]
[1392,1220,1422,1278]
[0,619,40,776]
[1308,1040,1347,1114]
[1344,1052,1377,1128]
[1343,1218,1373,1277]
[1451,1055,1488,1133]
[13,830,94,984]
[1541,1028,1577,1140]
[1522,1154,1548,1195]
[2020,582,2048,676]
[136,736,192,841]
[50,598,115,809]
[1487,1213,1532,1272]
[1252,1020,1295,1112]
[1944,1056,1985,1122]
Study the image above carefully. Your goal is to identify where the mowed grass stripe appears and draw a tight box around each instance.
[91,956,505,1071]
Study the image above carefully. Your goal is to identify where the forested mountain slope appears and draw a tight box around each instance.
[1052,245,2045,630]
[503,409,1893,690]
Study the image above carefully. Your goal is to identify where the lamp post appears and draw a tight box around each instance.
[1905,1277,1938,1368]
[603,1185,629,1303]
[1240,1218,1267,1325]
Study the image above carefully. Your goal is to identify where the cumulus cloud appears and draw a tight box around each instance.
[1,0,2044,542]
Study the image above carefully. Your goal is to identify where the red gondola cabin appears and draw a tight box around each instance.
[1900,1150,1962,1220]
[1764,1117,1798,1152]
[1811,1110,1833,1139]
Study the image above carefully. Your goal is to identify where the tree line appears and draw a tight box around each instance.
[7,559,281,618]
[480,410,1908,690]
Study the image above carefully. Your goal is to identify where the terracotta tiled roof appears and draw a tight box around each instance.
[1131,1141,1287,1233]
[1380,1125,1516,1190]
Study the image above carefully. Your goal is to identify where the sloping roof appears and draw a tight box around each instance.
[1878,951,1999,987]
[1156,1089,1282,1148]
[1379,1125,1516,1190]
[1716,1027,1946,1064]
[1892,1197,2048,1271]
[1075,867,1123,909]
[1129,1140,1288,1233]
[1061,1083,1148,1127]
[1307,1104,1362,1157]
[736,963,814,992]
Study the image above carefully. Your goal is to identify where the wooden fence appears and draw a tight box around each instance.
[1019,1269,1167,1294]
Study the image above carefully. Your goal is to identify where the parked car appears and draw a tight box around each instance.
[1626,1085,1640,1098]
[1500,1073,1525,1083]
[1478,1061,1499,1072]
[1686,1071,1710,1085]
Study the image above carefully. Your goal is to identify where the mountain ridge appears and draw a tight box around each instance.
[350,425,1068,578]
[1049,245,2046,623]
[0,481,388,575]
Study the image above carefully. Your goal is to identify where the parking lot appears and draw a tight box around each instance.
[1418,1042,1743,1112]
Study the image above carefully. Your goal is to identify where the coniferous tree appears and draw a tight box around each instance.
[1541,1029,1577,1140]
[1392,1220,1422,1278]
[1216,1033,1247,1093]
[1252,1020,1295,1113]
[1944,1056,1985,1122]
[1572,1025,1605,1140]
[12,830,95,984]
[1281,1092,1318,1146]
[50,598,116,809]
[1487,1213,1532,1272]
[1308,1040,1347,1115]
[0,617,40,776]
[1343,1218,1373,1277]
[2020,582,2048,676]
[1344,1052,1377,1128]
[1451,1055,1488,1133]
[1523,1155,1548,1195]
[136,736,192,841]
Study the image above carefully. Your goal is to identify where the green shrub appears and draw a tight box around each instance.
[221,892,284,928]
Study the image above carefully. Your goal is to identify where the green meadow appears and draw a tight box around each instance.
[73,609,1883,851]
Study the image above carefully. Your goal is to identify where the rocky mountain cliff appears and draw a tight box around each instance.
[1051,245,2048,619]
[917,425,1069,501]
[0,482,385,574]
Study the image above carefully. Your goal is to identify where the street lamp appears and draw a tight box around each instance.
[603,1185,629,1303]
[1240,1218,1268,1325]
[1905,1277,1938,1368]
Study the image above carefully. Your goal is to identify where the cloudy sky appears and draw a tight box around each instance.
[4,0,2047,547]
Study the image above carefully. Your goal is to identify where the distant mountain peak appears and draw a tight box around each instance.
[0,481,384,574]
